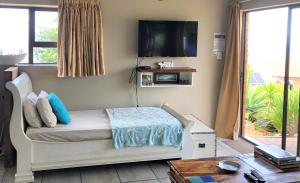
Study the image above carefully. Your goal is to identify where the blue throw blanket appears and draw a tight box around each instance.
[106,107,184,149]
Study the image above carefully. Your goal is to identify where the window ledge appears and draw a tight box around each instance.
[17,63,57,67]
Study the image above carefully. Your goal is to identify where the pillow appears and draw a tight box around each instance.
[48,93,71,124]
[38,90,48,99]
[36,98,57,128]
[23,92,43,128]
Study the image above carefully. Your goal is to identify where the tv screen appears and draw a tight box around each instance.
[138,20,198,57]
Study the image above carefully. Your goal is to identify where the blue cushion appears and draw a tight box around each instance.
[48,93,70,124]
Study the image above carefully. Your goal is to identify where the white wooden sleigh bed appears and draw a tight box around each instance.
[6,73,194,183]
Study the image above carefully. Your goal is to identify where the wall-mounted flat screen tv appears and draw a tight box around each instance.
[138,20,198,57]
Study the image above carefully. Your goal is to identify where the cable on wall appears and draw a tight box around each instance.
[129,57,144,107]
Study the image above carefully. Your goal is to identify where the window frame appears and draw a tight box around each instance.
[0,6,58,64]
[29,7,58,64]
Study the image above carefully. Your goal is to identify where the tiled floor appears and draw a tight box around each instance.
[0,139,240,183]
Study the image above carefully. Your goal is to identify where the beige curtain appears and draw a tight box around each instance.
[214,2,242,140]
[58,0,105,77]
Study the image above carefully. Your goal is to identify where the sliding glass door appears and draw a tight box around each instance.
[241,5,300,156]
[242,8,288,148]
[286,7,300,155]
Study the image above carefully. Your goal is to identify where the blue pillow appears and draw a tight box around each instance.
[48,93,70,124]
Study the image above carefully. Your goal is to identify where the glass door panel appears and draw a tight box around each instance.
[243,8,288,147]
[286,8,300,155]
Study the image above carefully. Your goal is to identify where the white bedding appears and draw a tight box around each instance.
[26,110,112,142]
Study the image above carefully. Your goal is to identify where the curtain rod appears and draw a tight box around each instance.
[0,3,57,8]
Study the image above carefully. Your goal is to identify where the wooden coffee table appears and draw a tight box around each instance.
[168,155,300,183]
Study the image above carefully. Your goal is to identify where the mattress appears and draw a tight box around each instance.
[26,110,112,142]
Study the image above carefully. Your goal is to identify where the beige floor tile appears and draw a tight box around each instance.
[81,165,120,183]
[149,161,169,179]
[159,178,171,183]
[34,171,42,183]
[217,141,240,156]
[0,170,5,183]
[115,162,156,182]
[42,168,81,183]
[128,179,159,183]
[1,168,15,183]
[0,158,4,171]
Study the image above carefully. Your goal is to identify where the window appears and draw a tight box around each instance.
[0,7,58,64]
[0,8,28,63]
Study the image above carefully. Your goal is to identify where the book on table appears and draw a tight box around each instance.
[255,151,300,169]
[188,176,217,183]
[254,145,300,169]
[255,145,296,161]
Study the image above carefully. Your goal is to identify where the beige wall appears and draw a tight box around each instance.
[4,0,230,128]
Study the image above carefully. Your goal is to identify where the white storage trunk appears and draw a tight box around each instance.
[183,115,216,159]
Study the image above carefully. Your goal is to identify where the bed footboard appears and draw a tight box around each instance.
[161,104,195,159]
[162,104,194,130]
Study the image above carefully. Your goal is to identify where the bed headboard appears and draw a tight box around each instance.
[6,73,33,134]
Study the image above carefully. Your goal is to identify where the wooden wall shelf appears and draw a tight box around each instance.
[137,67,197,73]
[137,67,196,88]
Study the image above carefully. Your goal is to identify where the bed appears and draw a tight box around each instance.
[6,73,194,183]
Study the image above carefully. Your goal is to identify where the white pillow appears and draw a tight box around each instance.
[38,90,49,99]
[23,92,43,128]
[36,97,57,128]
